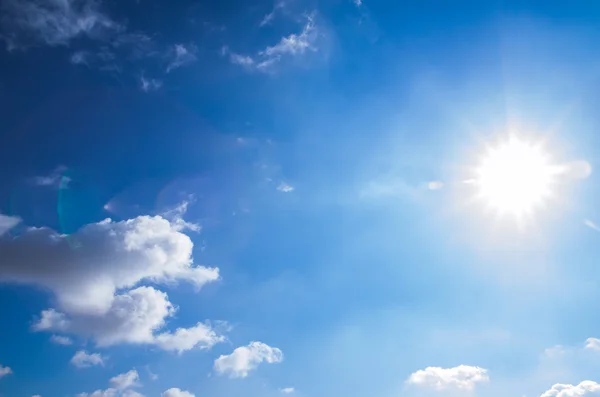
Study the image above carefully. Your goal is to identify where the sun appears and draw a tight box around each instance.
[473,135,558,220]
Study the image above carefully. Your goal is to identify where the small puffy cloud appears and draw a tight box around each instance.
[0,214,20,237]
[50,334,72,345]
[77,389,117,397]
[427,181,444,190]
[122,391,145,397]
[585,338,600,351]
[110,369,139,390]
[280,387,295,393]
[406,365,489,391]
[139,76,162,92]
[584,220,600,233]
[1,0,122,48]
[166,43,197,73]
[214,341,283,378]
[154,322,225,354]
[541,381,600,397]
[0,365,12,378]
[70,350,105,368]
[277,182,294,193]
[162,388,195,397]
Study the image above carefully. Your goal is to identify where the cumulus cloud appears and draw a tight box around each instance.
[1,0,122,47]
[541,381,600,397]
[0,214,20,237]
[110,370,139,390]
[406,365,489,391]
[214,341,283,378]
[0,215,218,315]
[585,338,600,351]
[0,365,12,378]
[70,350,105,368]
[50,334,73,345]
[122,391,145,397]
[162,388,195,397]
[166,43,197,73]
[0,215,222,350]
[154,321,225,354]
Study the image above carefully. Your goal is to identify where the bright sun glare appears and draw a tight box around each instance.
[474,135,558,220]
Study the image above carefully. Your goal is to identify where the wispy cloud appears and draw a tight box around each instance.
[353,0,363,6]
[226,14,320,72]
[31,165,71,188]
[1,0,122,48]
[139,75,162,92]
[259,1,287,27]
[0,214,21,237]
[166,43,197,73]
[427,181,444,190]
[280,387,295,393]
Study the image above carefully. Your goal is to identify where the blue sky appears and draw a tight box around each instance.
[2,1,600,397]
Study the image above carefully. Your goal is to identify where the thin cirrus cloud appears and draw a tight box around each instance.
[0,214,20,237]
[584,219,600,232]
[406,365,490,391]
[225,14,320,72]
[70,350,106,368]
[214,341,283,378]
[139,75,163,92]
[166,44,197,73]
[0,0,122,48]
[280,387,295,393]
[0,214,224,352]
[161,388,195,397]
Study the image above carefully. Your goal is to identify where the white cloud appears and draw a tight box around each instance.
[227,14,320,72]
[162,388,195,397]
[0,215,221,350]
[560,160,592,180]
[261,15,317,58]
[0,214,20,237]
[32,395,41,397]
[276,182,294,193]
[1,0,122,47]
[154,322,225,354]
[122,391,145,397]
[70,50,90,65]
[353,0,363,6]
[541,381,600,397]
[0,365,12,378]
[161,199,201,233]
[50,334,72,345]
[427,181,444,190]
[280,387,295,393]
[70,350,105,368]
[139,75,162,92]
[166,43,197,73]
[406,365,489,391]
[31,165,71,188]
[77,388,117,397]
[585,338,600,351]
[110,370,139,390]
[259,0,286,27]
[584,220,600,233]
[0,215,218,315]
[214,341,283,378]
